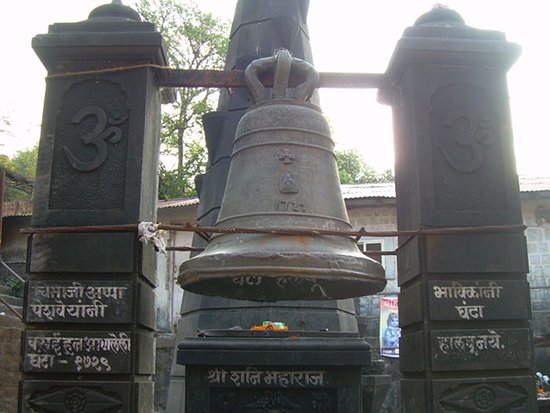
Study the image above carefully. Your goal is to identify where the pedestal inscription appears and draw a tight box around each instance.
[206,367,328,388]
[25,281,134,323]
[210,388,336,413]
[431,328,532,371]
[185,364,360,413]
[23,330,132,374]
[429,280,530,321]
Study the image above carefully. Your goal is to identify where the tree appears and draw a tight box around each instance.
[336,149,394,184]
[136,0,229,199]
[0,145,37,201]
[0,115,10,135]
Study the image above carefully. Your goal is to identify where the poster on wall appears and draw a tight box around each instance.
[380,296,400,358]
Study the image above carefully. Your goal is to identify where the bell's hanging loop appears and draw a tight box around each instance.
[178,50,386,301]
[244,49,320,103]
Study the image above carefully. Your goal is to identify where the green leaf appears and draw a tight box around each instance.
[135,0,230,199]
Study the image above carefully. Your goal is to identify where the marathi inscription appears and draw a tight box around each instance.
[432,282,503,300]
[30,300,107,320]
[233,276,262,287]
[207,368,326,388]
[431,328,532,371]
[275,277,329,298]
[453,304,485,320]
[436,330,503,356]
[26,281,133,323]
[428,280,529,321]
[24,331,132,374]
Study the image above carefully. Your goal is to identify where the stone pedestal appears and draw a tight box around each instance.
[382,8,536,412]
[177,330,372,413]
[20,3,167,412]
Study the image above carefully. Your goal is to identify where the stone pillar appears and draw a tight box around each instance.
[20,2,167,412]
[382,8,537,413]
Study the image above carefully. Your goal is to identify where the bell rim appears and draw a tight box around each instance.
[179,270,387,301]
[178,249,386,301]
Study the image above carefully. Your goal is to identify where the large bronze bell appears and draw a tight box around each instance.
[179,50,386,301]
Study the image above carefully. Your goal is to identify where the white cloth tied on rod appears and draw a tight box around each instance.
[138,222,167,254]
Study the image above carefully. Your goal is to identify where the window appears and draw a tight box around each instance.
[357,239,383,264]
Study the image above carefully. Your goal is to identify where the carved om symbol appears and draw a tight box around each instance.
[63,106,127,172]
[438,108,495,173]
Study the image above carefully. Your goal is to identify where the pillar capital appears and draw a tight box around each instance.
[32,1,167,75]
[386,7,520,84]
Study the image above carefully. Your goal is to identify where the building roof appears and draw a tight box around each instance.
[517,176,550,193]
[341,176,550,200]
[157,176,550,209]
[341,183,395,199]
[158,197,200,209]
[3,176,549,217]
[2,201,33,217]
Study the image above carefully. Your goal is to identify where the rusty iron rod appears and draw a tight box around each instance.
[158,69,388,89]
[157,223,526,238]
[0,259,25,284]
[21,222,526,238]
[166,246,205,252]
[0,294,22,320]
[167,245,397,256]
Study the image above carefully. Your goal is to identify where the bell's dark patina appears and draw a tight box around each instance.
[179,51,386,301]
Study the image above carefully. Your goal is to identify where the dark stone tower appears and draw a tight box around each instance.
[166,1,363,411]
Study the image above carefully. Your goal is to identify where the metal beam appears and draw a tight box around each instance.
[158,69,387,89]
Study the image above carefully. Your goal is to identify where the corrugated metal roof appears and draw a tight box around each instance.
[2,201,32,217]
[4,176,549,217]
[341,176,550,200]
[517,176,550,193]
[341,183,395,199]
[158,197,199,209]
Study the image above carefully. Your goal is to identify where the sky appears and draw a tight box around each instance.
[0,0,548,176]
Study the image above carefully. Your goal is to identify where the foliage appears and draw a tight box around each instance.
[335,149,394,184]
[0,145,37,201]
[0,114,10,135]
[136,0,229,199]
